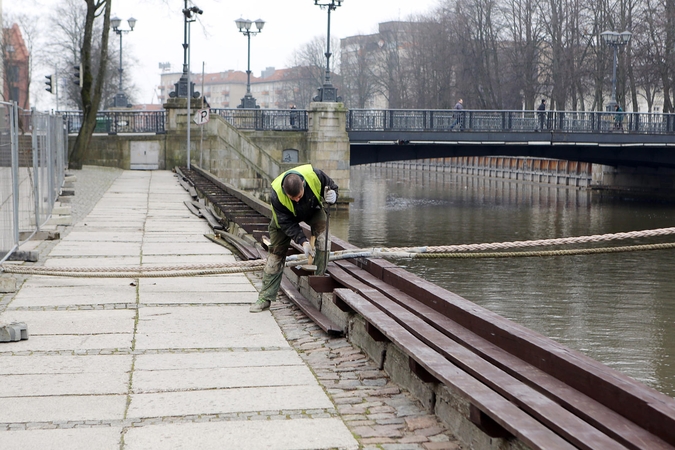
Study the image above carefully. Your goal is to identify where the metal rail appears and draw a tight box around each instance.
[211,108,308,131]
[60,110,166,134]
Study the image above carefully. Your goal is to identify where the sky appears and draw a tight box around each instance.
[6,0,441,109]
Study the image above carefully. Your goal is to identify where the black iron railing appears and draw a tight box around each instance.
[59,108,675,135]
[61,110,166,134]
[346,109,675,134]
[212,108,308,131]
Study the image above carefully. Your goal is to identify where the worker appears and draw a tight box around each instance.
[249,164,338,313]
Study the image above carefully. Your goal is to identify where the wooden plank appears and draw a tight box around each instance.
[204,233,260,261]
[372,263,675,447]
[335,260,673,450]
[328,265,627,450]
[333,288,577,450]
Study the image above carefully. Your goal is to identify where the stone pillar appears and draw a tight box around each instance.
[307,102,351,201]
[163,98,207,169]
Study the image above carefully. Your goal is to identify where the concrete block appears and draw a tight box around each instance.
[64,175,77,182]
[59,188,75,197]
[320,292,352,333]
[52,205,72,215]
[0,275,17,293]
[0,322,28,342]
[383,343,436,412]
[347,314,387,369]
[435,385,525,450]
[46,215,72,226]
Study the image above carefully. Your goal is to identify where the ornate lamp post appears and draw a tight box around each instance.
[110,16,136,107]
[170,1,202,99]
[601,30,632,111]
[235,18,265,109]
[313,0,343,102]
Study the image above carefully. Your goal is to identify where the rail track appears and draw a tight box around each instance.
[176,165,675,450]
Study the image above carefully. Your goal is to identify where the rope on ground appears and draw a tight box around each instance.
[2,226,674,278]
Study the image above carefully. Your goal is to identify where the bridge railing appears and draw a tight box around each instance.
[347,109,675,134]
[60,110,166,135]
[212,108,308,131]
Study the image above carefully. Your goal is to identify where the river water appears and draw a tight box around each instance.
[329,165,675,398]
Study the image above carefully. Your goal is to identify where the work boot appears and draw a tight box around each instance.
[314,250,328,275]
[249,299,271,313]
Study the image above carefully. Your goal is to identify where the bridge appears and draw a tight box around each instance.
[63,107,675,167]
[63,105,675,198]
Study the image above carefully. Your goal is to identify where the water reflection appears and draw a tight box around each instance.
[333,165,675,397]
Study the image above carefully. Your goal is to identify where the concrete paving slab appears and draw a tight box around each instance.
[141,255,236,265]
[144,221,212,233]
[21,277,136,288]
[0,354,132,374]
[139,276,256,292]
[69,225,144,233]
[133,365,316,393]
[10,285,137,307]
[141,233,209,243]
[0,355,130,396]
[44,257,141,268]
[141,242,231,256]
[134,349,302,371]
[0,334,133,352]
[135,306,287,349]
[124,418,358,450]
[138,291,257,305]
[127,384,334,418]
[0,310,136,334]
[48,241,141,257]
[60,231,143,242]
[0,427,123,450]
[0,395,127,422]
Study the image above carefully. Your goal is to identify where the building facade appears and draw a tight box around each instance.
[3,23,30,109]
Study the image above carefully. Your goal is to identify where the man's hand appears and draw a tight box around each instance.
[324,189,337,204]
[303,241,314,258]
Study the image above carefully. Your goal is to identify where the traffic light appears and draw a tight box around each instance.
[73,64,82,87]
[45,75,54,94]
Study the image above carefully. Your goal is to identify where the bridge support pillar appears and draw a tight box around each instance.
[592,164,675,199]
[307,102,351,201]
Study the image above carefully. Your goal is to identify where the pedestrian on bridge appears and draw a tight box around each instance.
[451,98,464,130]
[537,99,546,130]
[250,164,338,313]
[614,104,624,131]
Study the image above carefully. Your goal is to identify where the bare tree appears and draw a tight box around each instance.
[69,0,112,169]
[340,34,379,108]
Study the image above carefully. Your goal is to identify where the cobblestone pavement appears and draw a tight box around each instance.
[247,274,463,449]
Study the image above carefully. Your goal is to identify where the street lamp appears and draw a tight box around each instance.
[313,0,343,102]
[110,16,136,108]
[170,1,203,99]
[235,18,264,109]
[601,30,631,111]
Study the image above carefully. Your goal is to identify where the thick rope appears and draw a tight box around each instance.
[2,227,675,277]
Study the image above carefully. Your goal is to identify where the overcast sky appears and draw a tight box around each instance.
[6,0,440,109]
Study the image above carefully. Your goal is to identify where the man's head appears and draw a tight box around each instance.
[459,99,463,104]
[542,99,546,104]
[282,173,305,202]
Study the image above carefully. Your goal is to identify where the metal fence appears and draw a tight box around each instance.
[346,109,675,134]
[0,103,68,263]
[212,108,308,131]
[62,110,166,134]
